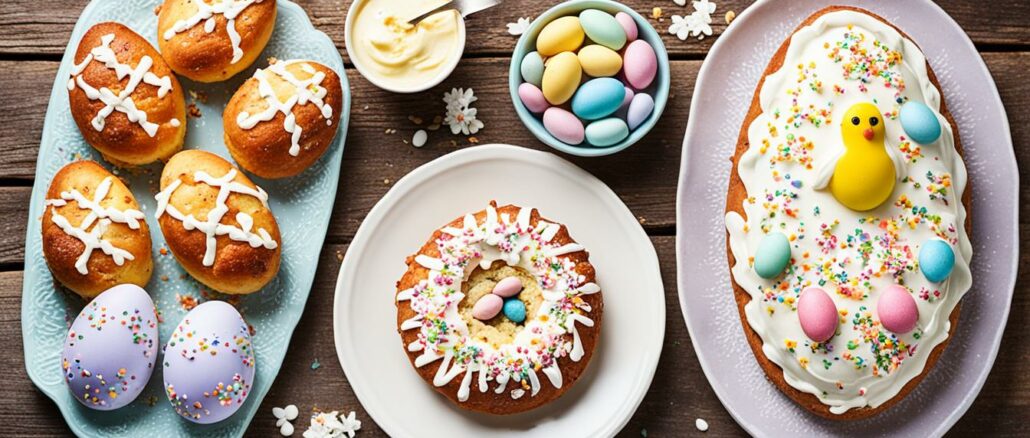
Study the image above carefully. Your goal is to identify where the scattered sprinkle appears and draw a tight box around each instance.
[725,10,735,24]
[696,418,709,432]
[506,17,532,36]
[651,7,663,19]
[311,358,321,370]
[412,129,428,148]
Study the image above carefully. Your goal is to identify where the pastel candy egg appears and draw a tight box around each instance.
[585,117,629,147]
[627,92,655,130]
[542,52,582,105]
[622,40,658,89]
[521,51,545,87]
[577,44,623,77]
[543,107,585,145]
[878,285,919,334]
[615,12,638,42]
[797,287,838,342]
[620,86,635,110]
[754,232,790,279]
[579,9,627,50]
[472,294,504,320]
[492,276,523,298]
[62,284,159,410]
[919,239,955,282]
[536,16,585,56]
[503,297,527,323]
[900,101,942,144]
[518,83,549,113]
[572,77,625,120]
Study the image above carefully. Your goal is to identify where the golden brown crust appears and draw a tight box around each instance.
[723,6,972,420]
[395,203,604,414]
[41,161,153,298]
[69,22,186,166]
[157,150,281,294]
[222,60,344,179]
[157,0,277,82]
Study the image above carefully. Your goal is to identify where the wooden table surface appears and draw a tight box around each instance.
[1,0,1026,436]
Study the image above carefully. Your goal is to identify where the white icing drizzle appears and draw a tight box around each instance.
[162,0,265,64]
[67,33,176,137]
[725,11,972,414]
[235,60,335,157]
[154,168,278,267]
[45,177,144,275]
[400,205,600,402]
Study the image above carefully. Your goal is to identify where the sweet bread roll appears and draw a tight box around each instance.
[41,161,153,298]
[68,22,186,166]
[157,0,277,82]
[155,150,281,294]
[223,59,344,179]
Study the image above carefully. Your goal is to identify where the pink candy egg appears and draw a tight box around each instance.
[797,287,838,342]
[622,40,657,90]
[543,107,585,145]
[472,294,504,320]
[518,83,550,113]
[615,12,638,42]
[492,276,523,298]
[878,285,919,334]
[620,86,634,109]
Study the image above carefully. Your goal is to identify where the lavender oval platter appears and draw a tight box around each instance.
[675,0,1017,436]
[21,1,350,436]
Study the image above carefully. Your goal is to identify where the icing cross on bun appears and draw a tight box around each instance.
[158,0,277,82]
[396,203,603,414]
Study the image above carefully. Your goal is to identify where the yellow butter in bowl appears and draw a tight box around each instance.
[348,0,465,93]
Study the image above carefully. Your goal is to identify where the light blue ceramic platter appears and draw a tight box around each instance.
[21,1,349,436]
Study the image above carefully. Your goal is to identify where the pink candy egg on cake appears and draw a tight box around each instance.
[472,294,504,320]
[797,287,838,342]
[492,276,523,297]
[878,285,919,334]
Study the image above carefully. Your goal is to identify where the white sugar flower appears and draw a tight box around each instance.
[688,12,713,38]
[302,411,362,438]
[506,17,531,36]
[273,405,299,437]
[669,15,691,40]
[445,106,484,135]
[443,87,477,111]
[693,0,716,15]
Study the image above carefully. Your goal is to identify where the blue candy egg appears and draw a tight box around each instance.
[900,101,942,144]
[754,232,791,279]
[919,239,955,282]
[572,77,626,120]
[503,297,527,324]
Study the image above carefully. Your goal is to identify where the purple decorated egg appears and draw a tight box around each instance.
[492,276,524,298]
[62,284,159,410]
[518,82,550,114]
[797,287,838,342]
[163,301,255,424]
[878,285,919,334]
[472,294,504,320]
[615,12,638,42]
[543,107,585,145]
[622,40,657,90]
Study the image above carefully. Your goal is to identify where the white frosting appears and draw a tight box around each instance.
[45,177,145,275]
[235,60,334,157]
[67,33,177,137]
[397,205,600,402]
[725,11,972,414]
[162,0,265,64]
[155,168,278,267]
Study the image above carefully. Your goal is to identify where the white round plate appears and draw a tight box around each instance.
[334,144,665,437]
[676,0,1018,436]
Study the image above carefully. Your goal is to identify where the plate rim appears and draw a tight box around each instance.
[20,0,351,436]
[333,144,665,437]
[674,0,1019,435]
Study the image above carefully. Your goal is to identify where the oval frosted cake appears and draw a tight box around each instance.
[724,6,972,419]
[396,203,603,414]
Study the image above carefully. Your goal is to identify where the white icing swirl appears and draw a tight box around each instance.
[725,11,972,414]
[162,0,265,64]
[235,60,334,157]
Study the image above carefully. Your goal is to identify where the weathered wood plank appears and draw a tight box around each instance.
[0,1,1028,57]
[3,234,1029,436]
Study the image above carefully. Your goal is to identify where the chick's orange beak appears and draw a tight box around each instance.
[863,128,874,140]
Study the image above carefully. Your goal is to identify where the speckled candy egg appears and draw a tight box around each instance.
[878,285,919,334]
[899,101,942,144]
[754,232,791,279]
[919,239,956,282]
[503,297,527,323]
[62,284,158,410]
[797,287,838,342]
[163,301,255,424]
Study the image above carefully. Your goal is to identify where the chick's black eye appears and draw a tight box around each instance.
[851,116,861,125]
[869,117,879,126]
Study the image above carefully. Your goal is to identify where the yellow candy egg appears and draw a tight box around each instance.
[542,52,582,105]
[536,16,585,57]
[577,44,623,77]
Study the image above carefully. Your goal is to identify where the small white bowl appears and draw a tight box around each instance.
[345,0,466,94]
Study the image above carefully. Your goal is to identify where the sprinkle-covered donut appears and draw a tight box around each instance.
[395,203,603,414]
